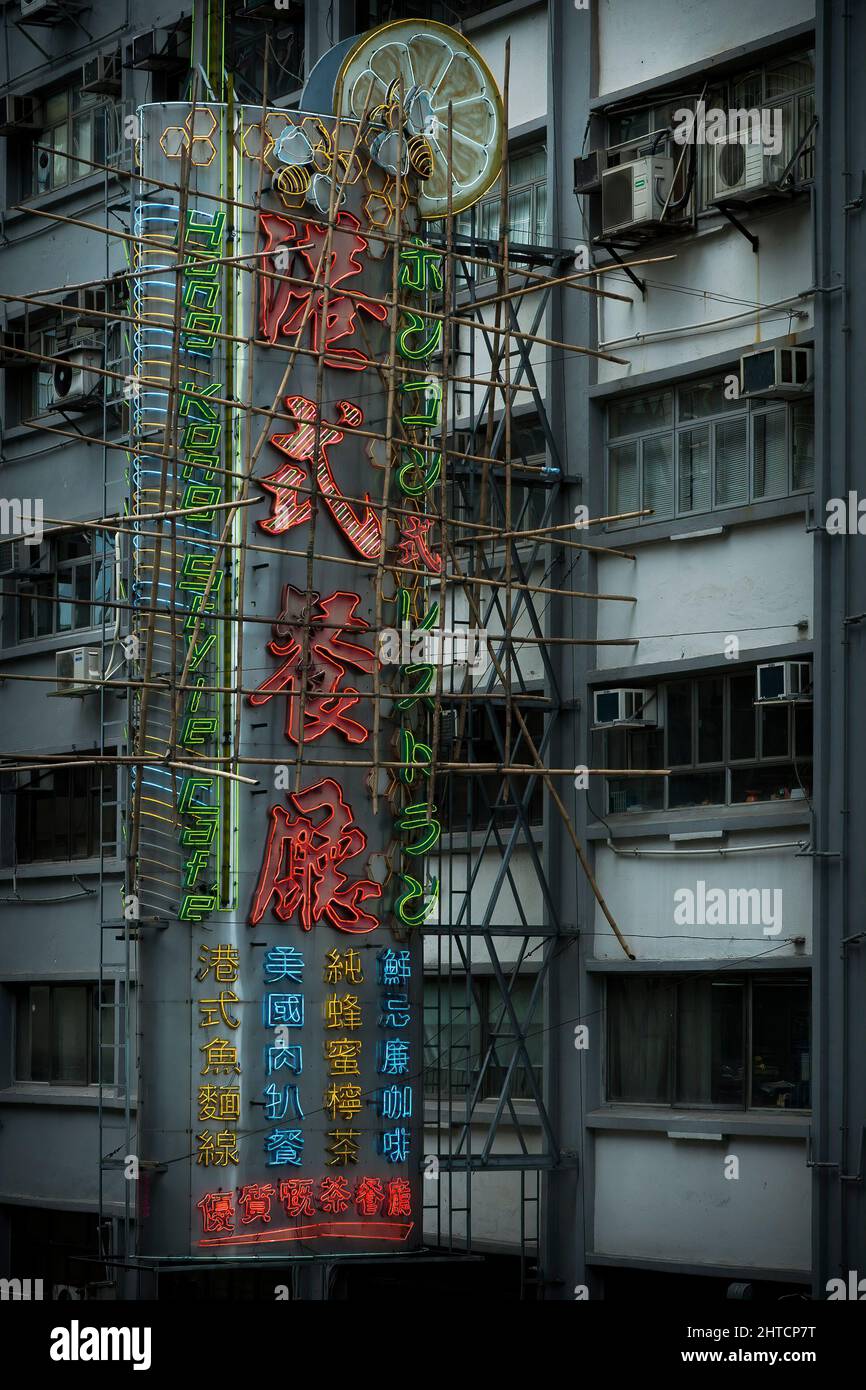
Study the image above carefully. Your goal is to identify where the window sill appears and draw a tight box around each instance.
[0,626,107,662]
[586,1104,809,1139]
[3,171,117,229]
[600,493,810,548]
[0,857,122,881]
[0,1083,133,1110]
[587,799,812,841]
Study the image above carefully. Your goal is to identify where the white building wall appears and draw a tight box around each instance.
[596,0,815,98]
[593,1131,810,1272]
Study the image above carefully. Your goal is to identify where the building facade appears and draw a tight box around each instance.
[0,0,861,1302]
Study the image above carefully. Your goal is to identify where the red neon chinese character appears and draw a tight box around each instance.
[259,395,382,560]
[318,1175,352,1214]
[197,1190,235,1234]
[250,778,381,934]
[396,515,442,575]
[386,1178,412,1218]
[259,211,388,369]
[354,1175,385,1217]
[279,1178,317,1218]
[249,585,375,745]
[237,1183,276,1225]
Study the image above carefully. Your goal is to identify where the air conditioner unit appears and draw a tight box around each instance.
[712,123,784,203]
[740,346,813,399]
[600,156,678,237]
[51,346,102,410]
[756,661,812,703]
[56,647,102,696]
[0,538,50,575]
[81,51,121,97]
[574,149,607,196]
[0,94,39,133]
[19,0,73,22]
[593,687,657,727]
[129,27,188,73]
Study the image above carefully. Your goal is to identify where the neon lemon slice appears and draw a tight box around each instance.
[334,19,504,219]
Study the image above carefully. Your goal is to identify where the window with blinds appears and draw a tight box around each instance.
[606,374,814,527]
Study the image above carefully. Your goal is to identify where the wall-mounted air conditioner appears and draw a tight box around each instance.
[0,94,38,133]
[593,687,657,727]
[51,346,102,410]
[56,647,102,696]
[129,27,188,73]
[600,156,677,237]
[0,538,50,576]
[574,149,607,196]
[756,661,812,703]
[81,51,122,97]
[20,0,72,22]
[740,346,813,399]
[712,124,785,203]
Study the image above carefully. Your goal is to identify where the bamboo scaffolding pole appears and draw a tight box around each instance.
[0,752,670,778]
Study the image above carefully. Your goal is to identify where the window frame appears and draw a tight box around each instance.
[4,753,119,867]
[605,377,814,528]
[604,971,811,1112]
[13,981,122,1088]
[601,667,813,815]
[423,974,543,1102]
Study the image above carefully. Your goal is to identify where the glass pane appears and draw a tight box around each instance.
[678,378,740,420]
[731,72,762,108]
[45,93,68,123]
[731,763,807,803]
[609,442,639,522]
[608,391,673,439]
[760,704,789,758]
[534,182,547,242]
[423,981,481,1096]
[697,677,724,763]
[508,187,532,241]
[715,417,749,505]
[52,124,68,189]
[484,977,542,1100]
[607,977,674,1103]
[792,402,814,490]
[69,766,89,858]
[72,113,93,182]
[729,673,757,759]
[753,410,787,498]
[666,681,692,765]
[794,703,813,759]
[765,57,814,97]
[751,980,810,1108]
[643,434,674,522]
[57,567,74,632]
[676,979,744,1105]
[74,561,92,629]
[29,986,51,1081]
[52,985,88,1084]
[667,769,725,808]
[510,146,546,185]
[56,534,90,562]
[608,110,651,145]
[678,426,711,513]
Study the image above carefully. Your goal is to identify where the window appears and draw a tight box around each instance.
[27,87,110,197]
[606,973,810,1109]
[3,755,118,865]
[441,706,545,830]
[424,975,543,1100]
[600,668,813,814]
[5,531,112,645]
[14,982,122,1086]
[447,419,550,534]
[454,145,547,282]
[606,377,814,527]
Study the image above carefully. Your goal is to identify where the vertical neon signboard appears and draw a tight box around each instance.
[132,18,502,1260]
